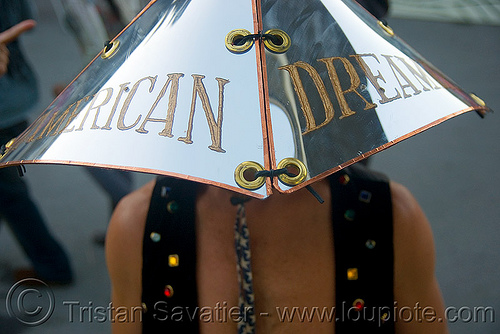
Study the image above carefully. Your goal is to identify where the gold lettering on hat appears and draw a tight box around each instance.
[136,73,184,137]
[117,76,158,131]
[351,53,402,104]
[381,54,422,98]
[279,61,334,135]
[178,74,229,153]
[101,82,131,130]
[319,56,377,119]
[76,87,113,131]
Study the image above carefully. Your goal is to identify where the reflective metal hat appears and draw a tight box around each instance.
[0,0,491,198]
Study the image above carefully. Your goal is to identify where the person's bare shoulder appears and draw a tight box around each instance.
[105,180,155,299]
[106,179,155,257]
[390,181,448,333]
[391,181,436,282]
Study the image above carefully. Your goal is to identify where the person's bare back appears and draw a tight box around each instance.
[196,178,334,333]
[106,176,447,333]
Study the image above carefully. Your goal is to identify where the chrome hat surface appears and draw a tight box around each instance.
[0,0,490,198]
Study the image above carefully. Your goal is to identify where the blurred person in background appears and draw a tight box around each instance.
[0,0,73,284]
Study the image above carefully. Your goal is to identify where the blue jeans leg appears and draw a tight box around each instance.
[0,122,73,283]
[0,166,73,282]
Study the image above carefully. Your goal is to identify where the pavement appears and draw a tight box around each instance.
[0,2,499,333]
[390,0,500,25]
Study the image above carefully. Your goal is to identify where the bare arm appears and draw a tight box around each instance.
[106,180,155,334]
[392,181,448,334]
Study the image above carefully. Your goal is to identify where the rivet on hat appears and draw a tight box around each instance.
[168,254,179,267]
[167,201,179,214]
[347,268,358,280]
[150,232,161,242]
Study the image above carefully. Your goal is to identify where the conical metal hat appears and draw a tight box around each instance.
[0,0,490,198]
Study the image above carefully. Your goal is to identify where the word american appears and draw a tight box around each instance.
[24,53,441,152]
